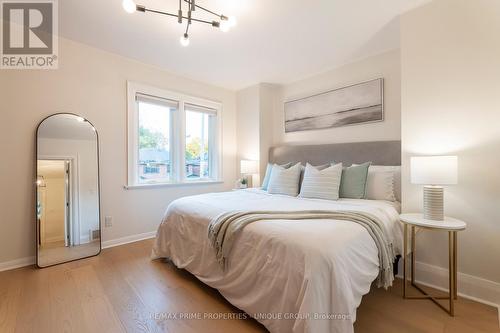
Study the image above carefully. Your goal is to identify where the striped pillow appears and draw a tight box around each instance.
[267,163,302,196]
[299,163,331,187]
[299,163,343,200]
[262,162,292,190]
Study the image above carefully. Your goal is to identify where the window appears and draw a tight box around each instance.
[136,95,175,184]
[185,104,217,180]
[127,82,222,187]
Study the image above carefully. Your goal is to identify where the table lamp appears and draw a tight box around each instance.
[240,160,259,188]
[410,156,458,221]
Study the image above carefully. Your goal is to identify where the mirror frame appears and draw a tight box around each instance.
[35,113,102,268]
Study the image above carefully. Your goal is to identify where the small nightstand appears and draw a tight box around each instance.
[400,213,466,316]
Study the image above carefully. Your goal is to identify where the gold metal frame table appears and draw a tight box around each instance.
[400,213,467,316]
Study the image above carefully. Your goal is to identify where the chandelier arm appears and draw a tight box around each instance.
[178,0,182,23]
[141,7,216,26]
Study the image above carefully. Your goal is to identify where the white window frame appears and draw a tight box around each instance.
[127,81,223,188]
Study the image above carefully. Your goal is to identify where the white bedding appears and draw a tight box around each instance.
[152,189,402,333]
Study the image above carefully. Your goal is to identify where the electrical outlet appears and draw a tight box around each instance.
[104,216,113,228]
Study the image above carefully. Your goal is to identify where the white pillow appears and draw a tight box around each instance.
[299,163,343,200]
[267,163,302,196]
[352,165,400,201]
[369,165,401,202]
[365,170,396,201]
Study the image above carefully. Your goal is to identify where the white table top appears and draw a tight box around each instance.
[400,213,467,230]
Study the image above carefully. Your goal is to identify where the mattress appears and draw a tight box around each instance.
[152,189,402,333]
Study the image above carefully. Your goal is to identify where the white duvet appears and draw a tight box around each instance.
[152,189,402,333]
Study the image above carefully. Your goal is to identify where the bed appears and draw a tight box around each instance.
[152,141,402,333]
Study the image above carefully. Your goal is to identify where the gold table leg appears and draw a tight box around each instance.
[411,226,416,285]
[403,223,407,298]
[402,224,457,316]
[454,231,458,300]
[449,231,455,315]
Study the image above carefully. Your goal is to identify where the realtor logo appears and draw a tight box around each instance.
[1,0,58,69]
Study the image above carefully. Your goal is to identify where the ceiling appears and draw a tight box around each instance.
[59,0,429,90]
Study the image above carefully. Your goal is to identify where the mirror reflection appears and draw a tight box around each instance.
[36,114,101,267]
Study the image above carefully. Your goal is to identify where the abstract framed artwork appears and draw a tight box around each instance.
[284,78,384,133]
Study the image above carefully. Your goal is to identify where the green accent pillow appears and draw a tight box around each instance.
[339,162,371,199]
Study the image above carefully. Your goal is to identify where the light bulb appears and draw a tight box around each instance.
[227,16,237,27]
[180,34,190,47]
[220,20,230,32]
[122,0,136,14]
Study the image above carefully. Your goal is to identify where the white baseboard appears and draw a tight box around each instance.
[0,231,157,272]
[397,260,500,309]
[101,231,157,249]
[0,256,35,272]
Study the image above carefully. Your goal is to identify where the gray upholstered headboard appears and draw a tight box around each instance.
[269,141,401,167]
[269,140,401,201]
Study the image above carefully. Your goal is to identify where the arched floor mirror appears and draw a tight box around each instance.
[36,113,101,267]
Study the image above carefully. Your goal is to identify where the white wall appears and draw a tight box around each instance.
[401,0,500,295]
[258,84,277,176]
[236,83,278,184]
[0,37,237,265]
[273,49,401,145]
[236,85,260,170]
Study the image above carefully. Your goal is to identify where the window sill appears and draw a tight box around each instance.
[124,180,224,190]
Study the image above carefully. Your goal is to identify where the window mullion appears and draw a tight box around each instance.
[213,108,222,181]
[169,109,175,182]
[209,116,216,179]
[178,101,187,182]
[135,101,140,185]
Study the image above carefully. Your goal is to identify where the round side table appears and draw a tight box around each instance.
[400,213,466,316]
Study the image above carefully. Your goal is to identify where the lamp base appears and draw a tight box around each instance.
[423,185,444,221]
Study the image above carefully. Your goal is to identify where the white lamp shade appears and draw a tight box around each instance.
[410,156,458,185]
[240,160,259,174]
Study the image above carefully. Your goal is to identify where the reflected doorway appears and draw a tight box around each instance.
[37,159,71,249]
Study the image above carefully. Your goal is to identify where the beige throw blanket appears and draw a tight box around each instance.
[208,210,395,289]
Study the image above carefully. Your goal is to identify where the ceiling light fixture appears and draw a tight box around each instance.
[122,0,236,47]
[36,175,46,187]
[122,0,136,14]
[180,33,190,47]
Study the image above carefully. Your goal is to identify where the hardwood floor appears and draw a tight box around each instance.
[0,239,498,333]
